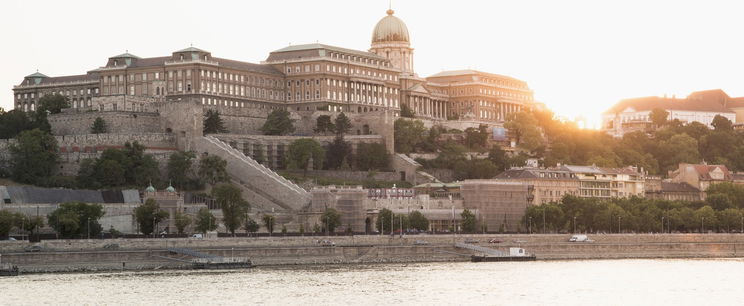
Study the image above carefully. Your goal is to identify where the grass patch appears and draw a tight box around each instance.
[278,171,412,188]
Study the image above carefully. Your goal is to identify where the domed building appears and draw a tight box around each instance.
[370,9,414,74]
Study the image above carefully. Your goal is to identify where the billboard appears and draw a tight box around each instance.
[492,127,507,141]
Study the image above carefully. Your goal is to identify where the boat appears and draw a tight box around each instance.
[471,254,536,262]
[0,263,20,276]
[470,247,537,262]
[192,257,253,270]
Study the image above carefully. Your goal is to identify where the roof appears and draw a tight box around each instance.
[175,46,208,53]
[213,57,283,75]
[679,164,731,181]
[413,182,461,189]
[25,72,49,78]
[111,52,141,59]
[604,90,737,114]
[129,56,170,68]
[495,168,576,180]
[19,73,98,86]
[371,9,410,43]
[0,186,141,204]
[660,182,700,193]
[426,69,524,82]
[270,43,384,60]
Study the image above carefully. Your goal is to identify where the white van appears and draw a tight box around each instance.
[568,234,589,242]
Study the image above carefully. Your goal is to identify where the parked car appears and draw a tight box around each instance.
[6,237,16,241]
[464,239,479,244]
[413,240,429,245]
[488,239,502,244]
[568,235,593,242]
[319,240,336,247]
[103,243,120,250]
[191,234,204,239]
[24,245,43,252]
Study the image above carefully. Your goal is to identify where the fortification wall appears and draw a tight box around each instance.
[0,133,178,176]
[49,111,162,136]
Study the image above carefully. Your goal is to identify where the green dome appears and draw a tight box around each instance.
[145,184,156,192]
[166,184,176,193]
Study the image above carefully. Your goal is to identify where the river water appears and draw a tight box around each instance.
[2,259,743,305]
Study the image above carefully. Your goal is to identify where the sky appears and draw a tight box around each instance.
[2,0,744,128]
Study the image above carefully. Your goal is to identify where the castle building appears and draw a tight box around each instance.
[12,8,534,125]
[602,89,740,137]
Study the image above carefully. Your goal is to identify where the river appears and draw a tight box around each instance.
[2,259,743,305]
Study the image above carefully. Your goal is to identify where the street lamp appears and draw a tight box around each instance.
[661,216,665,234]
[618,216,621,234]
[701,217,705,234]
[528,217,532,234]
[87,217,90,240]
[542,208,546,234]
[573,216,577,233]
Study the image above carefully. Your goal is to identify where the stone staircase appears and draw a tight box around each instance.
[198,136,311,212]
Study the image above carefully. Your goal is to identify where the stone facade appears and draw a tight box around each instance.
[460,180,534,232]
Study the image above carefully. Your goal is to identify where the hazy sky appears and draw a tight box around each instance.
[2,0,744,127]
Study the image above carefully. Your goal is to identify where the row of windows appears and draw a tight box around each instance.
[286,64,398,82]
[17,88,98,100]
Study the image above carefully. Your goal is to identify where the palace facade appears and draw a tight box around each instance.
[12,8,535,125]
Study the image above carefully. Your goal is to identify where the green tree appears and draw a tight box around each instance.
[90,117,108,134]
[394,118,427,154]
[355,142,390,171]
[456,159,499,180]
[48,202,105,238]
[504,112,543,152]
[244,216,260,235]
[195,208,218,234]
[325,136,352,170]
[16,214,45,237]
[321,208,342,233]
[464,124,489,150]
[133,199,169,235]
[286,139,325,176]
[203,109,228,134]
[213,183,250,235]
[0,110,35,139]
[376,208,393,234]
[408,210,429,231]
[717,208,742,232]
[711,114,733,131]
[260,109,295,135]
[262,214,276,234]
[314,115,335,135]
[649,108,669,127]
[10,129,58,184]
[706,193,733,211]
[37,93,69,114]
[694,206,718,233]
[333,113,352,135]
[198,155,229,185]
[0,210,17,238]
[487,146,509,172]
[167,151,196,190]
[174,212,192,235]
[400,103,415,118]
[460,209,477,233]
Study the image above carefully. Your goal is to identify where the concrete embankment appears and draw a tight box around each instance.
[2,234,744,273]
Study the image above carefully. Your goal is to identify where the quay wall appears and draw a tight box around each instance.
[4,234,744,273]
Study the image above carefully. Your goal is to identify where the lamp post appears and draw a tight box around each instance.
[573,216,577,233]
[661,216,665,234]
[618,216,621,234]
[701,217,705,234]
[87,217,90,240]
[528,217,532,234]
[542,208,546,234]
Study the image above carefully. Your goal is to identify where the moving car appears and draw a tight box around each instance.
[488,239,502,244]
[413,240,430,245]
[568,235,593,242]
[319,240,336,247]
[24,245,43,252]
